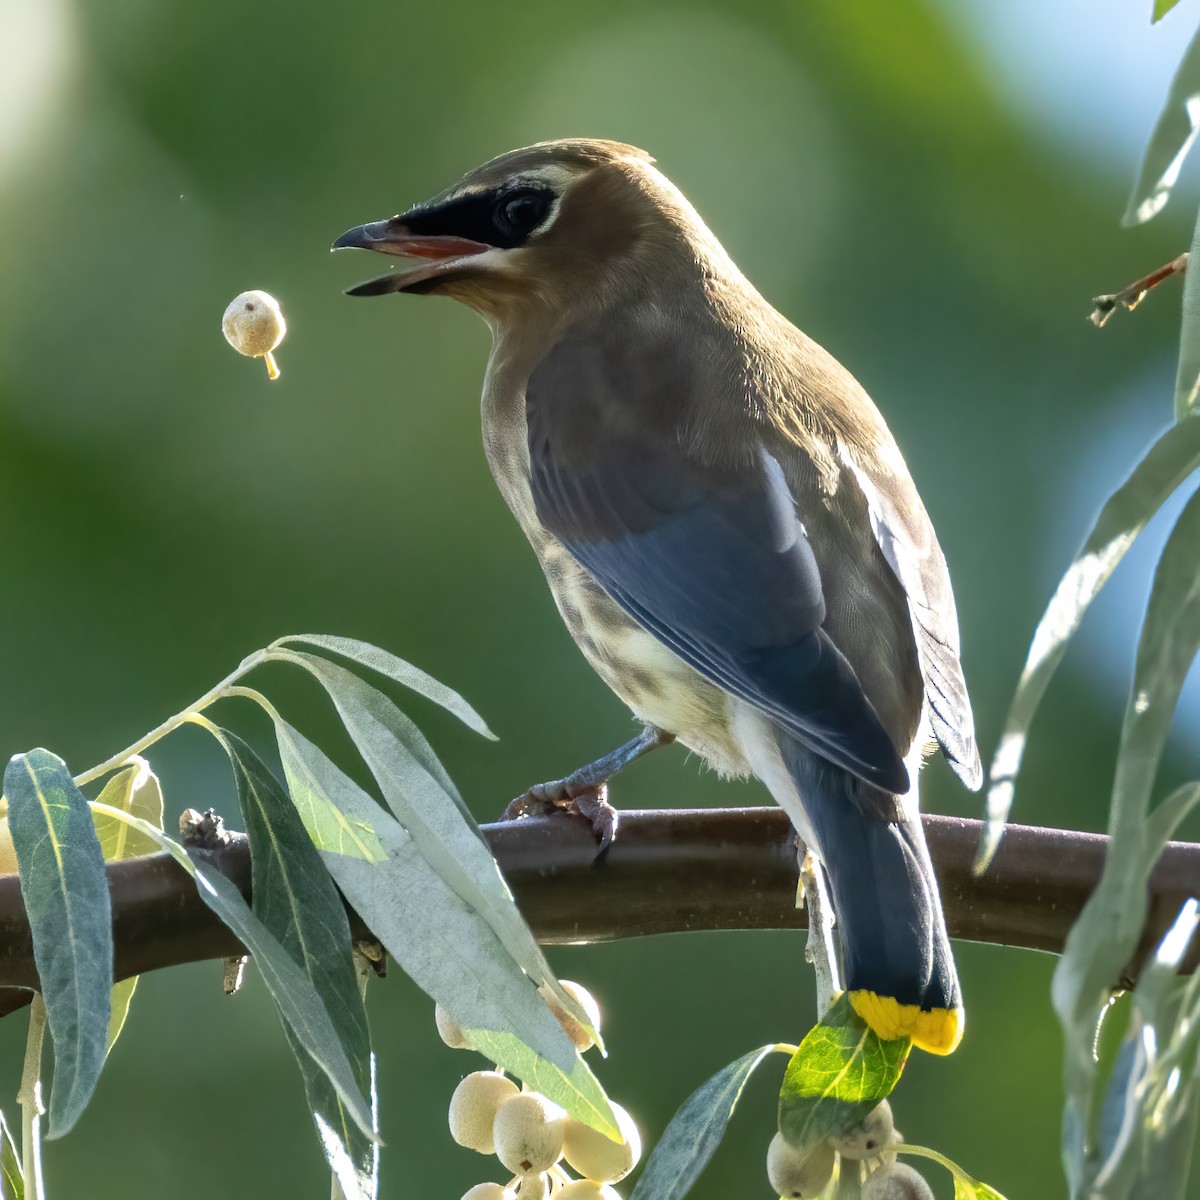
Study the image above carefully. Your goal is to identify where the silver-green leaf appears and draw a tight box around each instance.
[87,800,376,1142]
[1123,22,1200,224]
[982,416,1200,866]
[629,1046,778,1200]
[271,633,494,739]
[211,727,378,1200]
[267,715,617,1137]
[6,749,112,1138]
[91,757,165,1054]
[1053,487,1200,1194]
[261,649,599,1050]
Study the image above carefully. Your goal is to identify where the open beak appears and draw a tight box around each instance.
[332,219,491,296]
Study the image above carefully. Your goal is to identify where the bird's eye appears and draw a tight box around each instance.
[494,189,552,240]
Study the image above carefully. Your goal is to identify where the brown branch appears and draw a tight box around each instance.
[0,809,1195,1018]
[1090,251,1188,327]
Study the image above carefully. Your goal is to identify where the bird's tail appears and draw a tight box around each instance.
[780,736,962,1055]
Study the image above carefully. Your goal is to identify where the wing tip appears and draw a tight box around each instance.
[951,744,984,792]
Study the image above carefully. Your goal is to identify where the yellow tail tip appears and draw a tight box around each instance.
[849,990,964,1055]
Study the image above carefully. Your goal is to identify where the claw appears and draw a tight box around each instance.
[572,784,618,855]
[502,779,618,858]
[502,726,672,855]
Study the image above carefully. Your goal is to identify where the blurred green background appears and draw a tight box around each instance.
[1,0,1198,1196]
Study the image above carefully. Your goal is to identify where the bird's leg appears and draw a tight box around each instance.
[503,725,675,853]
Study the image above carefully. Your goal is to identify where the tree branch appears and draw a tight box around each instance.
[0,808,1195,1017]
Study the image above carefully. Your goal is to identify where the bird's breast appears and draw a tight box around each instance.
[536,538,750,777]
[481,372,747,775]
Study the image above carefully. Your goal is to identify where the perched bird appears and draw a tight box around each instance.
[334,139,981,1055]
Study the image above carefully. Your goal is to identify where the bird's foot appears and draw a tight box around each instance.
[502,778,619,856]
[502,726,672,856]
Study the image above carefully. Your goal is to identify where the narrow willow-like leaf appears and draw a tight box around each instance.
[0,1110,22,1200]
[6,750,112,1138]
[629,1045,778,1200]
[892,1144,1009,1199]
[91,757,165,1054]
[778,995,910,1149]
[261,650,599,1050]
[1177,207,1200,419]
[1053,489,1200,1194]
[91,758,163,860]
[266,715,617,1135]
[1095,1037,1144,1184]
[206,726,378,1200]
[1123,22,1200,224]
[1091,907,1200,1195]
[1092,902,1200,1193]
[1132,1084,1200,1198]
[464,1030,617,1142]
[87,801,376,1142]
[272,633,495,739]
[982,416,1200,866]
[269,648,471,818]
[1154,0,1184,20]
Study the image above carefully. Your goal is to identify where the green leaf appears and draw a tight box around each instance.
[1130,1078,1200,1197]
[266,720,387,864]
[87,799,377,1143]
[1053,489,1200,1193]
[1123,22,1200,224]
[6,749,112,1138]
[1091,902,1199,1194]
[1177,206,1200,419]
[91,758,163,860]
[271,634,495,739]
[261,651,599,1051]
[982,417,1200,865]
[893,1144,1009,1199]
[91,757,165,1054]
[0,1110,22,1200]
[629,1045,779,1200]
[267,715,617,1137]
[1153,0,1184,22]
[208,727,378,1200]
[269,647,473,820]
[464,1029,618,1141]
[1096,1036,1142,1180]
[105,978,137,1055]
[778,996,910,1149]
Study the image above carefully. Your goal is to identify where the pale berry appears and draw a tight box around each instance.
[562,1102,641,1183]
[221,290,285,379]
[449,1071,520,1154]
[862,1162,936,1199]
[766,1132,836,1198]
[493,1092,567,1177]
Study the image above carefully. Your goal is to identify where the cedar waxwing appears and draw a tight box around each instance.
[334,139,981,1055]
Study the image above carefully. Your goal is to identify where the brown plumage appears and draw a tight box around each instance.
[335,139,980,1054]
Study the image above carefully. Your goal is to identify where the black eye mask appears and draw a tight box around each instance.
[402,185,555,249]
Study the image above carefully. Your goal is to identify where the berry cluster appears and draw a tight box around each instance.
[767,1101,933,1198]
[438,982,642,1200]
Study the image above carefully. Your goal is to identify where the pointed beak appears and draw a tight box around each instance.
[332,218,491,296]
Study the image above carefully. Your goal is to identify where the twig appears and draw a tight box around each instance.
[1090,252,1188,327]
[798,846,841,1018]
[17,995,46,1200]
[0,809,1196,1018]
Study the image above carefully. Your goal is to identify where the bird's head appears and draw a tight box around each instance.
[333,139,720,325]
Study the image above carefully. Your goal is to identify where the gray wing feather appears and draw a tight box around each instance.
[839,448,982,790]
